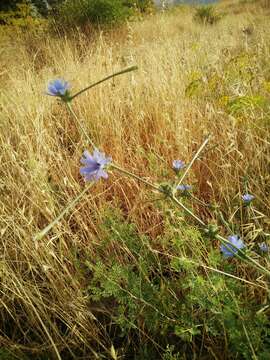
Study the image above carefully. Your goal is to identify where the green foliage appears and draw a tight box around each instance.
[84,207,270,358]
[57,0,132,27]
[31,0,50,16]
[124,0,154,13]
[194,6,222,25]
[226,95,268,115]
[162,345,182,360]
[0,1,44,27]
[55,0,154,28]
[0,349,20,360]
[0,0,18,12]
[184,49,270,128]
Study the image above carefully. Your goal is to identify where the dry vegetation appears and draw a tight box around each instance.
[0,1,270,359]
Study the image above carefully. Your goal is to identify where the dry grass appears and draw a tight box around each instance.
[0,1,270,358]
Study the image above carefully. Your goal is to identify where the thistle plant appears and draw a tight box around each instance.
[35,66,270,281]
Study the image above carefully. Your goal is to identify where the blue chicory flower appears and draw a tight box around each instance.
[259,242,268,253]
[220,235,245,258]
[177,184,192,192]
[80,149,112,182]
[172,160,185,172]
[47,79,70,98]
[242,193,255,204]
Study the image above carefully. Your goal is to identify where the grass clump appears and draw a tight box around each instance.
[194,5,222,25]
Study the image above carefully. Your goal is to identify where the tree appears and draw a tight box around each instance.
[0,0,18,11]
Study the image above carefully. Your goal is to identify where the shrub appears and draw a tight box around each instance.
[0,1,44,27]
[57,0,132,28]
[194,6,222,25]
[124,0,154,13]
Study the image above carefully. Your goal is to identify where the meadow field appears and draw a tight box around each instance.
[1,1,270,359]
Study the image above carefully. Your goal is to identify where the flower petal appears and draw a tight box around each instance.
[97,169,109,179]
[81,150,95,165]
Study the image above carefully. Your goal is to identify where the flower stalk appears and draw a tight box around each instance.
[66,102,96,149]
[70,66,138,101]
[173,134,211,195]
[34,182,95,241]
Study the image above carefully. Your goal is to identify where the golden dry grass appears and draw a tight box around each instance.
[0,1,270,358]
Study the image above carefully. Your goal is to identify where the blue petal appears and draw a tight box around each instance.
[93,149,105,163]
[80,163,99,175]
[80,168,98,181]
[47,84,57,95]
[47,79,70,97]
[97,169,109,179]
[81,150,95,165]
[220,244,234,257]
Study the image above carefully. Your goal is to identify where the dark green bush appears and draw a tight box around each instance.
[57,0,132,27]
[0,2,44,27]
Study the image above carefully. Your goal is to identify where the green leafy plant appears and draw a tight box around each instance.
[83,207,270,359]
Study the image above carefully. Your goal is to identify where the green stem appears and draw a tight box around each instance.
[111,163,161,192]
[70,66,138,101]
[173,135,211,195]
[149,247,267,290]
[170,195,206,227]
[34,182,95,241]
[189,193,211,208]
[66,102,96,149]
[217,210,233,233]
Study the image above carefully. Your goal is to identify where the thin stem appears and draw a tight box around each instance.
[111,165,205,225]
[34,182,95,241]
[149,247,267,290]
[70,66,138,101]
[189,193,211,208]
[173,135,211,194]
[170,195,206,227]
[111,163,161,192]
[112,163,205,227]
[217,210,232,232]
[66,102,96,149]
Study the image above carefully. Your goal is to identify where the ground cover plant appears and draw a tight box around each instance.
[0,0,270,359]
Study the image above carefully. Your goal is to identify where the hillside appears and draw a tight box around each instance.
[0,1,270,359]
